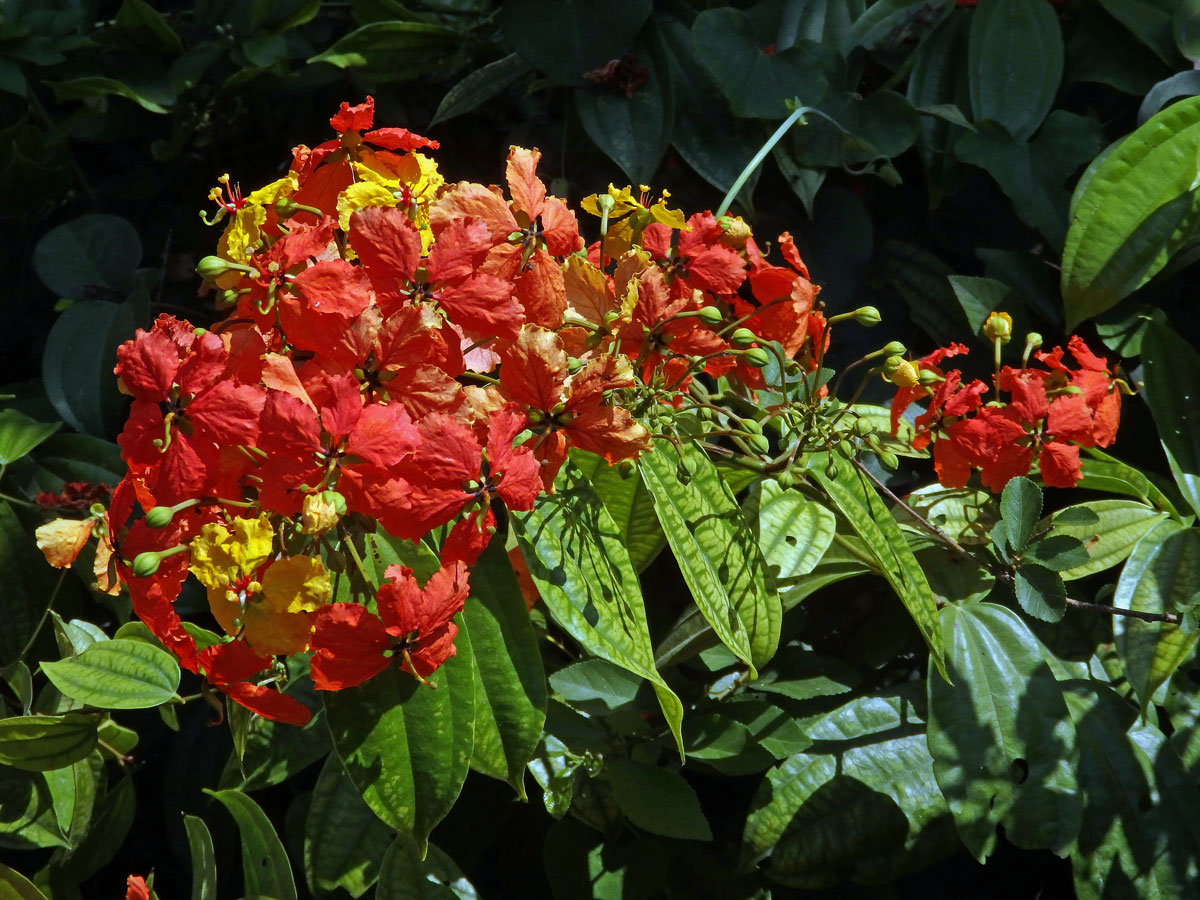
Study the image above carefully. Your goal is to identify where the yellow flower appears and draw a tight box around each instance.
[189,515,330,656]
[337,153,444,250]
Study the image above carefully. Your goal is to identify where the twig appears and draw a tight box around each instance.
[1065,597,1181,625]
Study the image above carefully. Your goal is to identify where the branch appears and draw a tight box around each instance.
[1065,596,1181,625]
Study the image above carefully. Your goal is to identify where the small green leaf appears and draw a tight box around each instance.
[683,714,750,760]
[184,814,217,900]
[43,756,95,848]
[304,756,393,899]
[47,77,172,113]
[430,54,533,127]
[604,759,712,841]
[947,275,1012,337]
[0,714,97,772]
[204,789,297,900]
[1025,535,1091,572]
[0,411,59,466]
[1013,564,1066,622]
[999,475,1042,554]
[41,639,180,709]
[551,659,643,713]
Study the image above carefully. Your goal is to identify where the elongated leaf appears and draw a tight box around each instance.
[605,758,711,841]
[1048,499,1167,580]
[324,618,476,853]
[430,54,532,127]
[968,0,1063,140]
[59,775,134,881]
[512,461,684,755]
[0,714,97,772]
[42,299,136,438]
[220,678,328,791]
[205,789,297,900]
[307,22,459,75]
[0,411,59,466]
[1077,449,1183,518]
[926,603,1080,861]
[461,538,546,795]
[41,639,180,709]
[0,500,60,666]
[569,449,664,572]
[551,659,644,713]
[1062,96,1200,327]
[640,444,773,674]
[0,864,51,900]
[809,459,945,676]
[48,76,171,113]
[304,756,394,898]
[184,814,217,900]
[0,767,66,850]
[43,755,95,849]
[999,475,1041,555]
[1142,319,1200,518]
[1114,520,1200,708]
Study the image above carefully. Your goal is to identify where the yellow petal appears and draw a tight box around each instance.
[262,555,331,614]
[189,515,274,588]
[35,518,94,569]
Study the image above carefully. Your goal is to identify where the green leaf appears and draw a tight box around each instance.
[1048,499,1168,580]
[219,677,329,791]
[376,837,476,900]
[926,603,1080,861]
[204,789,297,900]
[640,444,776,674]
[60,774,134,881]
[691,9,836,118]
[1014,564,1066,622]
[307,21,460,76]
[0,714,97,772]
[604,758,711,841]
[1,662,32,715]
[947,275,1012,337]
[1062,97,1200,327]
[503,0,651,84]
[550,659,643,713]
[569,449,664,572]
[1142,319,1200,518]
[115,0,185,53]
[1114,520,1200,709]
[33,214,142,300]
[47,77,172,113]
[0,411,59,466]
[430,54,533,127]
[908,11,972,197]
[753,650,860,701]
[41,300,136,438]
[184,814,217,900]
[1099,0,1182,65]
[998,475,1042,554]
[41,639,180,710]
[0,767,67,850]
[43,755,95,849]
[304,756,394,899]
[752,480,837,585]
[462,538,546,795]
[682,713,750,760]
[1138,70,1200,123]
[0,864,51,900]
[809,459,945,677]
[512,461,684,755]
[324,618,476,854]
[1077,448,1183,518]
[968,0,1063,140]
[1025,534,1091,572]
[878,239,961,345]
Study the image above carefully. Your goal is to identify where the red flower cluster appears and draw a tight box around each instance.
[41,98,825,724]
[890,336,1121,491]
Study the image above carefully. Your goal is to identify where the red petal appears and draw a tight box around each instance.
[309,604,392,690]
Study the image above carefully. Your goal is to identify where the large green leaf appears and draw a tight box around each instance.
[640,444,777,674]
[32,214,141,300]
[205,789,297,900]
[751,480,837,585]
[1142,319,1200,518]
[304,756,394,899]
[41,299,136,438]
[809,459,945,676]
[43,754,95,849]
[604,758,711,841]
[1077,448,1184,519]
[430,54,533,127]
[0,500,59,666]
[41,639,179,710]
[569,449,664,572]
[926,603,1079,861]
[461,538,546,795]
[1065,682,1200,899]
[907,10,971,197]
[498,0,652,86]
[0,864,51,900]
[375,837,476,900]
[1114,520,1200,709]
[1062,96,1200,327]
[512,461,684,755]
[1048,499,1168,580]
[967,0,1063,140]
[324,618,476,854]
[0,714,97,772]
[0,767,67,850]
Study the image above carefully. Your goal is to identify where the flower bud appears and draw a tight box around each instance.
[884,357,919,387]
[854,418,875,437]
[696,306,724,327]
[301,490,346,535]
[196,255,236,280]
[743,347,771,368]
[836,440,856,460]
[144,506,176,529]
[824,460,839,480]
[878,450,899,471]
[747,433,771,455]
[730,328,758,349]
[775,470,795,489]
[983,311,1013,344]
[1025,332,1043,351]
[566,356,584,375]
[852,306,882,327]
[717,215,752,249]
[918,368,944,386]
[882,341,906,356]
[132,550,163,578]
[742,418,763,435]
[595,193,616,215]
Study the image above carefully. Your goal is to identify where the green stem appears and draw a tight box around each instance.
[717,106,813,217]
[18,570,66,661]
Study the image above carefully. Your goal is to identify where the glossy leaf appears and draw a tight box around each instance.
[0,411,59,466]
[430,54,533,127]
[1048,499,1167,580]
[1062,96,1200,327]
[752,480,836,585]
[569,449,664,572]
[1014,564,1067,622]
[1142,319,1200,518]
[41,638,180,710]
[0,714,97,772]
[324,617,476,854]
[810,459,945,677]
[926,603,1080,861]
[512,461,684,755]
[968,0,1063,140]
[604,758,711,841]
[498,0,652,86]
[41,299,136,438]
[461,538,546,794]
[550,659,643,714]
[43,755,95,849]
[640,443,775,674]
[1077,449,1183,519]
[184,814,217,900]
[1114,520,1200,709]
[0,767,67,850]
[304,756,394,899]
[205,789,297,900]
[999,475,1042,555]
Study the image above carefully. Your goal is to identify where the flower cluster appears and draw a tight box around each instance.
[36,98,825,724]
[888,332,1122,491]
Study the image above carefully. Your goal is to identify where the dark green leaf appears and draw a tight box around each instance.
[999,475,1041,553]
[204,789,297,900]
[499,0,652,86]
[304,756,394,899]
[683,714,750,760]
[568,449,664,572]
[0,714,97,772]
[550,659,642,713]
[376,837,476,900]
[1142,320,1200,518]
[1098,0,1182,65]
[184,813,217,900]
[1026,535,1091,572]
[430,54,533,127]
[908,11,972,197]
[41,639,180,709]
[48,77,172,113]
[753,650,860,701]
[926,603,1079,861]
[62,775,135,881]
[0,766,66,850]
[307,21,460,79]
[220,676,328,791]
[115,0,185,53]
[968,0,1064,140]
[324,618,475,853]
[43,754,95,849]
[946,275,1012,337]
[33,214,141,300]
[1138,70,1200,123]
[604,758,711,841]
[1,662,32,715]
[0,864,51,900]
[1014,564,1067,622]
[41,300,136,438]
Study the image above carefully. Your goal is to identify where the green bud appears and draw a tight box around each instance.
[742,418,763,435]
[730,328,758,349]
[878,450,899,471]
[743,347,771,368]
[775,470,795,489]
[854,418,874,437]
[1025,332,1043,351]
[595,193,616,215]
[145,506,175,529]
[853,306,881,326]
[567,356,584,375]
[196,255,235,280]
[882,341,906,356]
[836,440,856,460]
[132,551,163,578]
[917,368,943,386]
[696,306,724,327]
[824,460,839,480]
[747,433,770,455]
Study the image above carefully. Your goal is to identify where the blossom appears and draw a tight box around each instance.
[196,639,312,724]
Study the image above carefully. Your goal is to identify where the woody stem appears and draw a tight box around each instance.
[1064,597,1180,625]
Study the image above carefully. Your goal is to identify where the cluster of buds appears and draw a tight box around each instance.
[886,313,1124,491]
[36,98,828,724]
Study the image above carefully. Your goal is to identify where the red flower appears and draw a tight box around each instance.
[196,640,312,725]
[126,875,151,900]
